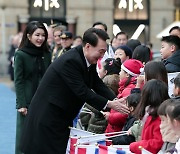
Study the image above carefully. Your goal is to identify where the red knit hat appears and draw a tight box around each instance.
[121,59,144,77]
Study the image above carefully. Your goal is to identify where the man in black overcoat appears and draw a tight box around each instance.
[21,28,129,154]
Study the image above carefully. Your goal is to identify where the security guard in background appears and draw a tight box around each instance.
[53,31,73,61]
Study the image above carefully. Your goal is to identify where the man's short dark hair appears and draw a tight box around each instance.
[161,35,180,50]
[82,28,109,47]
[169,26,180,34]
[116,31,128,39]
[174,73,180,89]
[92,22,107,32]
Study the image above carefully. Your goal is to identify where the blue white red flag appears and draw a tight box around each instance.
[69,137,78,154]
[76,144,126,154]
[67,127,130,154]
[70,127,94,137]
[77,145,99,154]
[99,145,126,154]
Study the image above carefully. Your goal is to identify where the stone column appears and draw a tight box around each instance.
[0,0,29,76]
[0,5,7,76]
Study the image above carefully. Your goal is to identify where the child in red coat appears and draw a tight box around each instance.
[130,79,170,154]
[103,59,144,135]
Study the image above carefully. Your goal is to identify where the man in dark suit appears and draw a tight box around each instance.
[21,28,129,154]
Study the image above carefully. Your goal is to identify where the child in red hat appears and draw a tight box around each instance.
[103,59,144,136]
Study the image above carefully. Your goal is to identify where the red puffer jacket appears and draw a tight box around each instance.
[130,116,163,154]
[105,77,136,134]
[105,109,128,134]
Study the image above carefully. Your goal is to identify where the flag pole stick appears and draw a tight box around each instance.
[78,132,128,145]
[78,131,128,139]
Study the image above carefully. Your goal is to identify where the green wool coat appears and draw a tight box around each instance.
[14,49,51,154]
[14,50,51,109]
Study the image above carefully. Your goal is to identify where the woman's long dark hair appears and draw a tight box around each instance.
[19,21,48,51]
[144,61,168,85]
[135,79,169,120]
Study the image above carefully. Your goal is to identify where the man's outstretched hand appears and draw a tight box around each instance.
[107,98,130,114]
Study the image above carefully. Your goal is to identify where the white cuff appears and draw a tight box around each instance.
[103,100,109,110]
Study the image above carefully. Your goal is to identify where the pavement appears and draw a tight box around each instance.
[0,76,16,154]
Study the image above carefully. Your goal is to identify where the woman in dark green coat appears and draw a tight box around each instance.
[14,21,51,154]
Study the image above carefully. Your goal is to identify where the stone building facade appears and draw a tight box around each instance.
[0,0,178,75]
[66,0,114,38]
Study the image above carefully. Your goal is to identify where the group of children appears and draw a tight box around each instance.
[77,24,180,154]
[79,55,180,154]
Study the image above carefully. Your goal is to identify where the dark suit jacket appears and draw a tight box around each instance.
[21,45,116,154]
[163,49,180,73]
